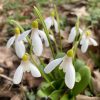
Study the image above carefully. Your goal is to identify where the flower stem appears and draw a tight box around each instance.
[39,57,54,80]
[72,17,80,60]
[50,30,59,53]
[28,41,55,89]
[59,81,65,89]
[34,6,55,58]
[54,5,62,51]
[8,20,24,32]
[73,34,82,60]
[30,53,55,89]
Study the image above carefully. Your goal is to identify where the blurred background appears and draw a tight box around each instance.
[0,0,100,100]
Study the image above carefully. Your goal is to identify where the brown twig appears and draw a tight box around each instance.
[0,74,12,82]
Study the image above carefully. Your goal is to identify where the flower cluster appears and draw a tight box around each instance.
[6,8,97,91]
[6,19,55,84]
[67,27,98,53]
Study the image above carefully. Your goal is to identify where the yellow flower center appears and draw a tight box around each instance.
[31,20,38,28]
[14,27,20,37]
[50,10,55,17]
[22,53,29,61]
[67,49,74,57]
[86,30,91,36]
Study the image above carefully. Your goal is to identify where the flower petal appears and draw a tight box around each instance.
[59,56,67,72]
[68,27,76,43]
[13,64,24,84]
[6,36,15,48]
[89,37,98,46]
[65,58,75,89]
[44,57,63,73]
[38,30,49,47]
[44,17,53,30]
[53,19,59,33]
[29,62,41,77]
[21,61,30,72]
[80,35,86,45]
[15,40,25,58]
[31,31,43,56]
[18,29,31,41]
[81,38,89,53]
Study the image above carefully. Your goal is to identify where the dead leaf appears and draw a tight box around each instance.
[76,95,100,100]
[92,70,100,95]
[0,68,4,74]
[77,49,95,71]
[0,1,3,11]
[42,47,52,59]
[0,47,18,69]
[60,29,69,39]
[73,6,89,17]
[11,94,23,100]
[24,73,42,88]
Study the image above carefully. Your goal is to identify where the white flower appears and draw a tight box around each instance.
[68,27,83,43]
[6,27,25,58]
[18,29,49,56]
[18,21,51,56]
[45,17,58,33]
[80,30,98,53]
[44,50,75,89]
[13,53,41,84]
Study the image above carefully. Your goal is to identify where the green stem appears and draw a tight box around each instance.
[34,6,55,58]
[9,20,24,32]
[39,57,54,80]
[59,81,65,89]
[30,53,39,67]
[50,30,58,53]
[54,5,62,51]
[30,53,55,89]
[72,17,80,60]
[73,34,82,61]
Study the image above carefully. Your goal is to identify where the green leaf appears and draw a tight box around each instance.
[37,89,48,98]
[49,90,62,100]
[60,94,68,100]
[75,72,81,82]
[72,66,91,96]
[37,82,54,98]
[60,94,75,100]
[26,91,35,100]
[53,79,64,89]
[38,65,55,89]
[55,52,65,59]
[74,59,85,71]
[84,90,93,96]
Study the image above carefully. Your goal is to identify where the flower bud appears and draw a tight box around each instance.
[22,53,29,61]
[32,20,38,28]
[67,49,74,57]
[50,10,55,17]
[14,27,20,36]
